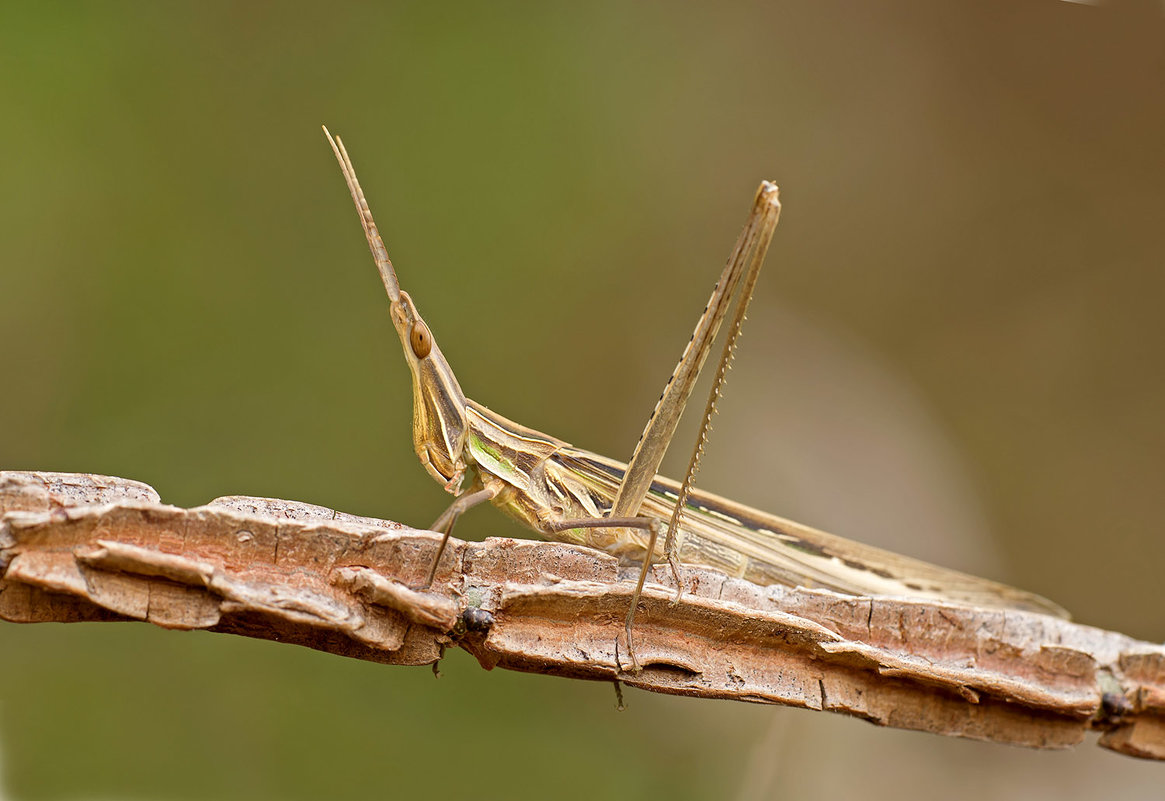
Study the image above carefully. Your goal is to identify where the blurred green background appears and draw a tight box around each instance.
[2,2,1163,798]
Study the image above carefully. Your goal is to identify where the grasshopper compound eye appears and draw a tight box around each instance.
[409,321,433,358]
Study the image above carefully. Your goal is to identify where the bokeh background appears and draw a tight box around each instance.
[2,2,1163,798]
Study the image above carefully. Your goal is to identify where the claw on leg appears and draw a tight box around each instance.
[421,483,499,588]
[546,515,664,674]
[621,517,663,673]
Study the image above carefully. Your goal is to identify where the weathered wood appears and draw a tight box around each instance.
[1,470,1162,761]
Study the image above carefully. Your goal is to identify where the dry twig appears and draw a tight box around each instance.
[1,470,1162,761]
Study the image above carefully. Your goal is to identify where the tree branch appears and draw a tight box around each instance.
[2,470,1162,761]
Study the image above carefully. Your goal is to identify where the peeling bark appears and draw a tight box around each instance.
[2,470,1162,761]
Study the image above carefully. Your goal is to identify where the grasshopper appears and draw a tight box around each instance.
[323,128,1066,670]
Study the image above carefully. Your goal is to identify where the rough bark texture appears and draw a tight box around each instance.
[2,471,1162,761]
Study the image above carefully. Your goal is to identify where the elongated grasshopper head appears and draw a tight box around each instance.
[324,127,470,494]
